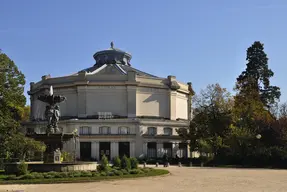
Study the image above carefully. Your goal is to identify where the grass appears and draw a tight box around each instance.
[0,169,169,185]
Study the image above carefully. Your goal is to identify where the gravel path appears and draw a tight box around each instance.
[1,166,287,192]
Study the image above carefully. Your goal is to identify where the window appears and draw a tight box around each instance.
[163,143,173,157]
[163,127,172,136]
[118,127,129,134]
[148,127,157,135]
[99,126,111,134]
[147,142,157,158]
[178,143,187,158]
[79,126,91,135]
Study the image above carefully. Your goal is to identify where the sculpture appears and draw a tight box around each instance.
[38,86,66,134]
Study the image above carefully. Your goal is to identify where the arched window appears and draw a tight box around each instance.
[163,127,173,136]
[148,127,157,135]
[99,126,111,134]
[79,126,91,135]
[118,127,129,134]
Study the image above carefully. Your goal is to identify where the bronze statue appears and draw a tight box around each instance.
[38,86,66,134]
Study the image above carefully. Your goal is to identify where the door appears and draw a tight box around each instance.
[119,142,130,158]
[99,142,111,160]
[80,142,91,161]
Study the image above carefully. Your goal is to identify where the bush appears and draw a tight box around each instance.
[21,174,35,180]
[30,172,44,179]
[100,172,107,176]
[120,169,129,175]
[121,155,131,170]
[130,157,138,169]
[112,169,123,176]
[129,169,143,175]
[80,171,93,177]
[5,175,17,180]
[16,161,28,176]
[141,168,151,173]
[62,151,74,162]
[97,155,109,172]
[113,156,121,168]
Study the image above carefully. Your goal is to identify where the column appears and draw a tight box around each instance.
[127,84,137,118]
[143,142,148,157]
[157,143,163,158]
[75,138,80,160]
[130,141,136,157]
[77,86,87,118]
[91,142,99,161]
[172,143,179,158]
[111,142,119,159]
[187,143,191,158]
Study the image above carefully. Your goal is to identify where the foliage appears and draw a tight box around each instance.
[97,155,109,172]
[121,155,131,170]
[130,157,139,169]
[7,133,46,161]
[16,161,28,176]
[112,156,121,168]
[61,151,74,162]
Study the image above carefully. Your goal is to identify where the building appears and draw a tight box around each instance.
[25,43,194,161]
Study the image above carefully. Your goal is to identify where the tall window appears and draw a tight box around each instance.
[99,126,111,134]
[148,127,157,135]
[163,143,173,157]
[79,126,91,135]
[147,142,157,158]
[178,143,187,158]
[163,127,172,136]
[118,127,129,134]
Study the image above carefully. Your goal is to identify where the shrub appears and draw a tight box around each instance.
[43,173,55,179]
[30,172,44,179]
[71,171,82,177]
[16,161,28,176]
[120,169,129,175]
[107,171,115,176]
[129,169,143,174]
[97,155,109,172]
[121,155,131,170]
[92,172,100,177]
[130,157,138,169]
[21,174,35,180]
[80,171,93,177]
[113,156,121,168]
[112,169,123,176]
[100,172,107,176]
[141,168,151,173]
[62,151,74,162]
[5,175,17,180]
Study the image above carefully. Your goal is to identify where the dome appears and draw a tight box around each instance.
[93,42,132,66]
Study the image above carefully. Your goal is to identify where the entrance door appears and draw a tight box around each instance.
[80,142,91,161]
[119,142,130,158]
[99,142,111,160]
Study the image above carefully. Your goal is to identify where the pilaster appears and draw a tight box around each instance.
[169,91,177,120]
[77,86,87,118]
[130,141,136,157]
[91,141,99,161]
[111,142,119,159]
[127,85,137,118]
[157,142,164,158]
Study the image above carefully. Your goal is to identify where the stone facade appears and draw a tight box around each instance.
[25,44,193,161]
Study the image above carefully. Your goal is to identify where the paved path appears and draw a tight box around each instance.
[1,166,287,192]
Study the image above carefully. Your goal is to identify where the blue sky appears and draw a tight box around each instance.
[1,0,287,105]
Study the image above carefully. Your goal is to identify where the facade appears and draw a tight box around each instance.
[25,43,194,161]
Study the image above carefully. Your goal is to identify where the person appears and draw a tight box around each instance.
[163,153,169,167]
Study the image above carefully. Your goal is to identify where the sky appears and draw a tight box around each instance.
[1,0,287,105]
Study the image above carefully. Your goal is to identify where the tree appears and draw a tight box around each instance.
[233,41,279,134]
[236,41,280,109]
[0,51,42,161]
[177,84,233,155]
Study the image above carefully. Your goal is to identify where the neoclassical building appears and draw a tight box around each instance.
[25,43,193,161]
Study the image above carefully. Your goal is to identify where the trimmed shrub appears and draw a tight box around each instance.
[141,168,151,173]
[129,169,143,174]
[121,155,131,170]
[113,156,121,168]
[130,157,139,169]
[107,171,115,176]
[97,155,109,172]
[16,161,28,176]
[5,175,17,180]
[21,174,35,180]
[92,172,100,177]
[30,172,44,179]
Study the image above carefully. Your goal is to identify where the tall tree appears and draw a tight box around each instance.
[234,41,280,134]
[236,41,281,109]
